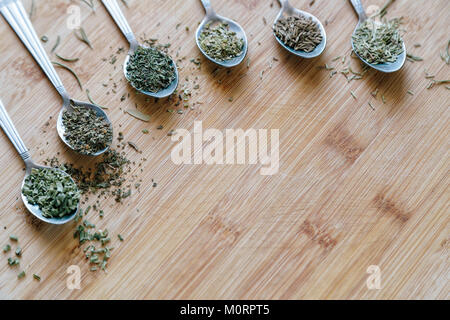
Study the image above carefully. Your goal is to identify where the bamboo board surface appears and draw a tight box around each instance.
[0,0,448,300]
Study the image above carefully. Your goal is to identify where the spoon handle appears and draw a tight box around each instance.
[349,0,368,22]
[278,0,289,8]
[199,0,215,16]
[102,0,137,48]
[0,99,30,161]
[0,0,69,101]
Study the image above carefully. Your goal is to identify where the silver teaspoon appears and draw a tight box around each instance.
[102,0,179,98]
[349,0,406,73]
[0,98,80,225]
[196,0,248,67]
[273,0,327,58]
[0,0,113,156]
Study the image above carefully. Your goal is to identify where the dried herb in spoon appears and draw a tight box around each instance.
[22,168,80,218]
[126,46,176,93]
[62,105,112,155]
[352,18,404,64]
[274,15,323,53]
[199,22,244,61]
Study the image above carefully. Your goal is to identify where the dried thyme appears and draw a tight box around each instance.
[352,18,403,64]
[62,105,113,155]
[22,168,80,218]
[274,15,322,53]
[126,46,176,93]
[199,22,244,61]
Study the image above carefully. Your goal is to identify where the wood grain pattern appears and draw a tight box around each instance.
[0,0,448,299]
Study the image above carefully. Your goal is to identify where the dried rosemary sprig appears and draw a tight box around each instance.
[62,105,113,155]
[22,168,80,218]
[86,89,108,109]
[51,35,60,53]
[126,108,151,122]
[55,53,79,63]
[74,27,93,49]
[274,15,322,53]
[440,40,450,65]
[352,18,404,64]
[52,61,83,90]
[126,46,176,93]
[199,22,244,61]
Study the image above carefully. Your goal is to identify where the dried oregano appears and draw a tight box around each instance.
[22,168,80,218]
[352,18,404,64]
[199,22,244,61]
[62,105,113,155]
[126,46,176,93]
[274,15,322,53]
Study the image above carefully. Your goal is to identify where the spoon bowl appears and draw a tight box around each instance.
[21,164,79,225]
[102,0,179,98]
[349,0,406,73]
[273,0,327,58]
[0,98,79,225]
[196,0,248,67]
[0,0,113,156]
[122,48,179,98]
[57,100,113,156]
[196,15,248,68]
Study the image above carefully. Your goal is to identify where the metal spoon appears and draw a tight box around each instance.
[0,0,112,156]
[102,0,179,98]
[196,0,248,67]
[273,0,327,58]
[0,98,79,225]
[349,0,406,73]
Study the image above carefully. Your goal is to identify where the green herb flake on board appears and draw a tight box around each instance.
[3,244,11,253]
[8,257,20,266]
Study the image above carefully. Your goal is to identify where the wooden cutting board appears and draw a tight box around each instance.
[0,0,448,299]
